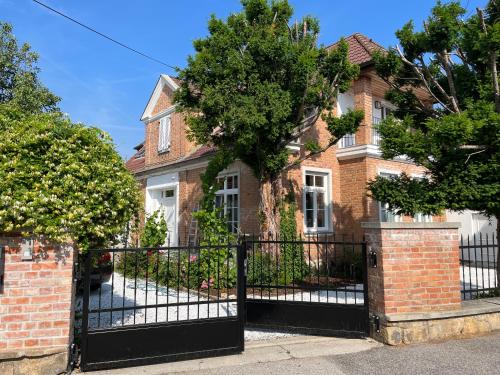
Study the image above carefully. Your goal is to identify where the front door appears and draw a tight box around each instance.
[150,187,177,246]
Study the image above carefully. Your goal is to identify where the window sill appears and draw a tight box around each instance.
[157,148,170,155]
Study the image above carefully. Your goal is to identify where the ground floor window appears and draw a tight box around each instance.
[215,174,239,233]
[378,172,401,223]
[303,170,330,232]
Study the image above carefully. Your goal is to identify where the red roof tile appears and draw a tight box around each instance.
[125,144,145,174]
[327,33,385,66]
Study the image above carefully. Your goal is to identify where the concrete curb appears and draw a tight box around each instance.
[87,336,381,375]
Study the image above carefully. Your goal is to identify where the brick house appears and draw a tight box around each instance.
[127,33,442,245]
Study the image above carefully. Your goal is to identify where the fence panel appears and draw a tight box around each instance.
[460,234,498,300]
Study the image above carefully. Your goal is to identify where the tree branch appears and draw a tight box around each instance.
[477,7,500,113]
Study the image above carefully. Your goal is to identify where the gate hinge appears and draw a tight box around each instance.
[68,342,79,371]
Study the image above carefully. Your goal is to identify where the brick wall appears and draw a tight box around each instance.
[144,85,196,168]
[0,235,73,364]
[363,222,461,315]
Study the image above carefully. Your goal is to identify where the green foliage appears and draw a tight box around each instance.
[0,105,141,250]
[278,190,307,284]
[0,22,60,113]
[116,247,237,291]
[174,0,362,196]
[140,210,168,247]
[369,1,500,220]
[247,250,277,287]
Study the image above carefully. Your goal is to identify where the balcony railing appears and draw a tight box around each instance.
[372,116,382,146]
[339,133,356,148]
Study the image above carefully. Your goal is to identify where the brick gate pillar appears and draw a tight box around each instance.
[0,234,75,375]
[361,222,462,343]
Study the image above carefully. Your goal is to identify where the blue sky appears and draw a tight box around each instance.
[1,0,483,159]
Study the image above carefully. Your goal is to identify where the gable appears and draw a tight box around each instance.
[140,74,180,122]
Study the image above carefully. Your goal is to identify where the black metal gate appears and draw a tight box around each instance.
[78,244,245,371]
[244,235,369,336]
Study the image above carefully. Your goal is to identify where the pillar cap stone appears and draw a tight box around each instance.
[361,222,461,229]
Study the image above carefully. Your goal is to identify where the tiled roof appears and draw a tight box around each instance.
[125,144,145,174]
[183,145,217,162]
[327,33,385,66]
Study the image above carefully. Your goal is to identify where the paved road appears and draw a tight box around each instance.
[186,332,500,375]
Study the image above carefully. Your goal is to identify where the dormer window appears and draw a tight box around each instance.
[158,115,171,153]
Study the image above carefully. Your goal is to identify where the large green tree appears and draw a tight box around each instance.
[368,1,500,284]
[0,22,60,113]
[175,0,362,235]
[0,105,141,250]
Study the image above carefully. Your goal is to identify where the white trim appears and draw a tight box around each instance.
[336,144,382,160]
[377,167,402,176]
[301,167,333,233]
[140,74,180,122]
[146,106,176,124]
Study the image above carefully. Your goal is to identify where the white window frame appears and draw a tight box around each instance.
[158,115,171,153]
[378,169,402,223]
[215,173,240,233]
[302,167,332,233]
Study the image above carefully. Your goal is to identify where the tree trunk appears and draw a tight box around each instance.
[259,176,283,239]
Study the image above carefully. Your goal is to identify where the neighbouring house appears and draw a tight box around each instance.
[126,33,446,246]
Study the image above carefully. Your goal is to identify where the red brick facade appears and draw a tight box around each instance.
[0,235,74,362]
[128,34,443,243]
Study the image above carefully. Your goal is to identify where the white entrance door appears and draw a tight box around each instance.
[151,187,177,246]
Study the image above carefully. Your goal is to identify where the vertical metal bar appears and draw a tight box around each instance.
[187,247,191,320]
[308,237,312,302]
[197,247,201,319]
[259,241,263,300]
[474,234,478,298]
[226,241,230,315]
[467,235,472,299]
[145,250,149,324]
[292,234,295,302]
[122,249,127,326]
[80,251,91,370]
[486,234,491,291]
[207,245,211,318]
[343,234,347,303]
[361,242,369,334]
[155,250,159,323]
[480,233,484,294]
[110,251,115,327]
[317,233,320,303]
[133,250,138,324]
[166,248,170,322]
[97,251,103,328]
[275,236,279,301]
[461,236,466,300]
[217,243,220,317]
[177,248,181,321]
[353,235,357,305]
[237,244,245,351]
[326,235,330,303]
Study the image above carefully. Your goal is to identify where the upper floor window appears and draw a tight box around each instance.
[215,174,239,233]
[337,92,356,148]
[303,170,330,232]
[158,115,171,153]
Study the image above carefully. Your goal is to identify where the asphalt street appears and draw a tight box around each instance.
[187,331,500,375]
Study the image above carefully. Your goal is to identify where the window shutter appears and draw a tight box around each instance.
[158,118,165,151]
[165,116,171,148]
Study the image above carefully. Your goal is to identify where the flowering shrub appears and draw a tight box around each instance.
[0,105,141,250]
